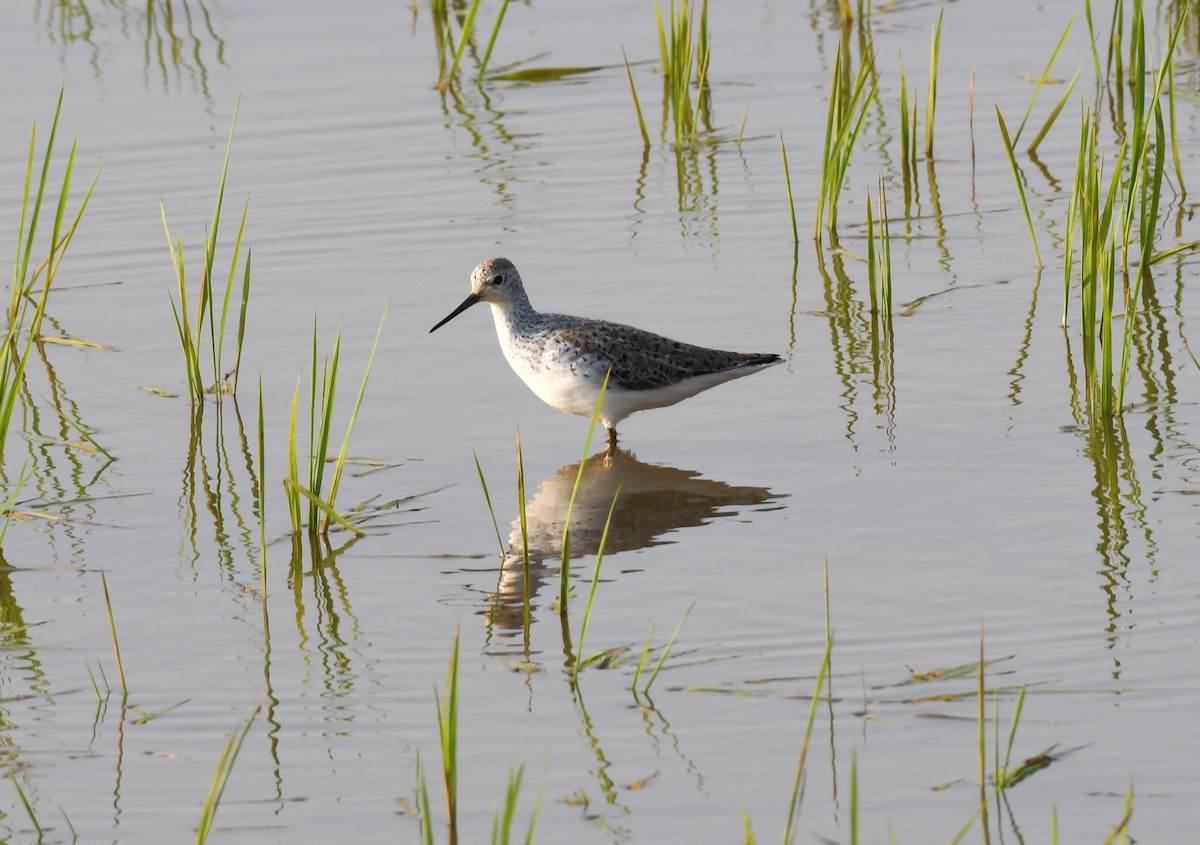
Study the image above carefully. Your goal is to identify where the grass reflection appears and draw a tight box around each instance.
[178,400,262,579]
[815,232,897,452]
[37,0,228,98]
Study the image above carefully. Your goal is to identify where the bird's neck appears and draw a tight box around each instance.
[491,290,538,336]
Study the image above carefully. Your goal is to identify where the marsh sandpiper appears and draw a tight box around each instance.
[430,257,781,449]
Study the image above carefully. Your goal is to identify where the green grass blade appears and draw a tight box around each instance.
[997,684,1028,788]
[233,246,252,393]
[473,451,506,557]
[100,570,127,696]
[257,378,267,595]
[1012,14,1075,145]
[1167,43,1185,196]
[437,629,461,844]
[11,774,43,838]
[323,304,389,528]
[215,199,249,391]
[573,488,621,682]
[515,429,531,594]
[622,48,650,147]
[642,600,695,693]
[630,625,655,695]
[44,157,105,291]
[445,0,484,87]
[478,0,510,79]
[924,10,943,159]
[558,369,610,613]
[782,632,833,845]
[416,751,435,845]
[0,465,31,546]
[1101,782,1135,845]
[15,89,63,308]
[781,134,798,244]
[204,97,241,295]
[286,374,303,533]
[195,702,261,845]
[995,105,1043,268]
[1027,66,1080,155]
[284,478,364,537]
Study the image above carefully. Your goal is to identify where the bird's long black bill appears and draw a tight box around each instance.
[429,293,481,333]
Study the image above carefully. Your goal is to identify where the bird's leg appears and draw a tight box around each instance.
[605,425,618,456]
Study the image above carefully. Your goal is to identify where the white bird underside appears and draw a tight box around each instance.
[495,310,780,429]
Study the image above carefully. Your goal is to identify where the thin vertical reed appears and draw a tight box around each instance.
[781,134,799,244]
[195,703,261,844]
[923,11,943,159]
[996,106,1043,268]
[100,571,127,696]
[557,371,610,614]
[436,629,461,845]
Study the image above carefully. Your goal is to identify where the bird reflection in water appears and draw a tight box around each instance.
[484,447,783,634]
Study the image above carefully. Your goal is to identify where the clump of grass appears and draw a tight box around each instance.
[432,0,510,89]
[815,38,878,240]
[10,90,104,340]
[432,0,482,90]
[654,0,711,150]
[4,93,103,454]
[1064,1,1188,417]
[162,100,251,404]
[1065,106,1119,412]
[283,307,388,537]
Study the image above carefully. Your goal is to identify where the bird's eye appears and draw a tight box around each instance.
[491,275,504,286]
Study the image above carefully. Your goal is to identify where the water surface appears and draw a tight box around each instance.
[0,1,1198,842]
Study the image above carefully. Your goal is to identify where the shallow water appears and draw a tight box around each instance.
[0,0,1198,842]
